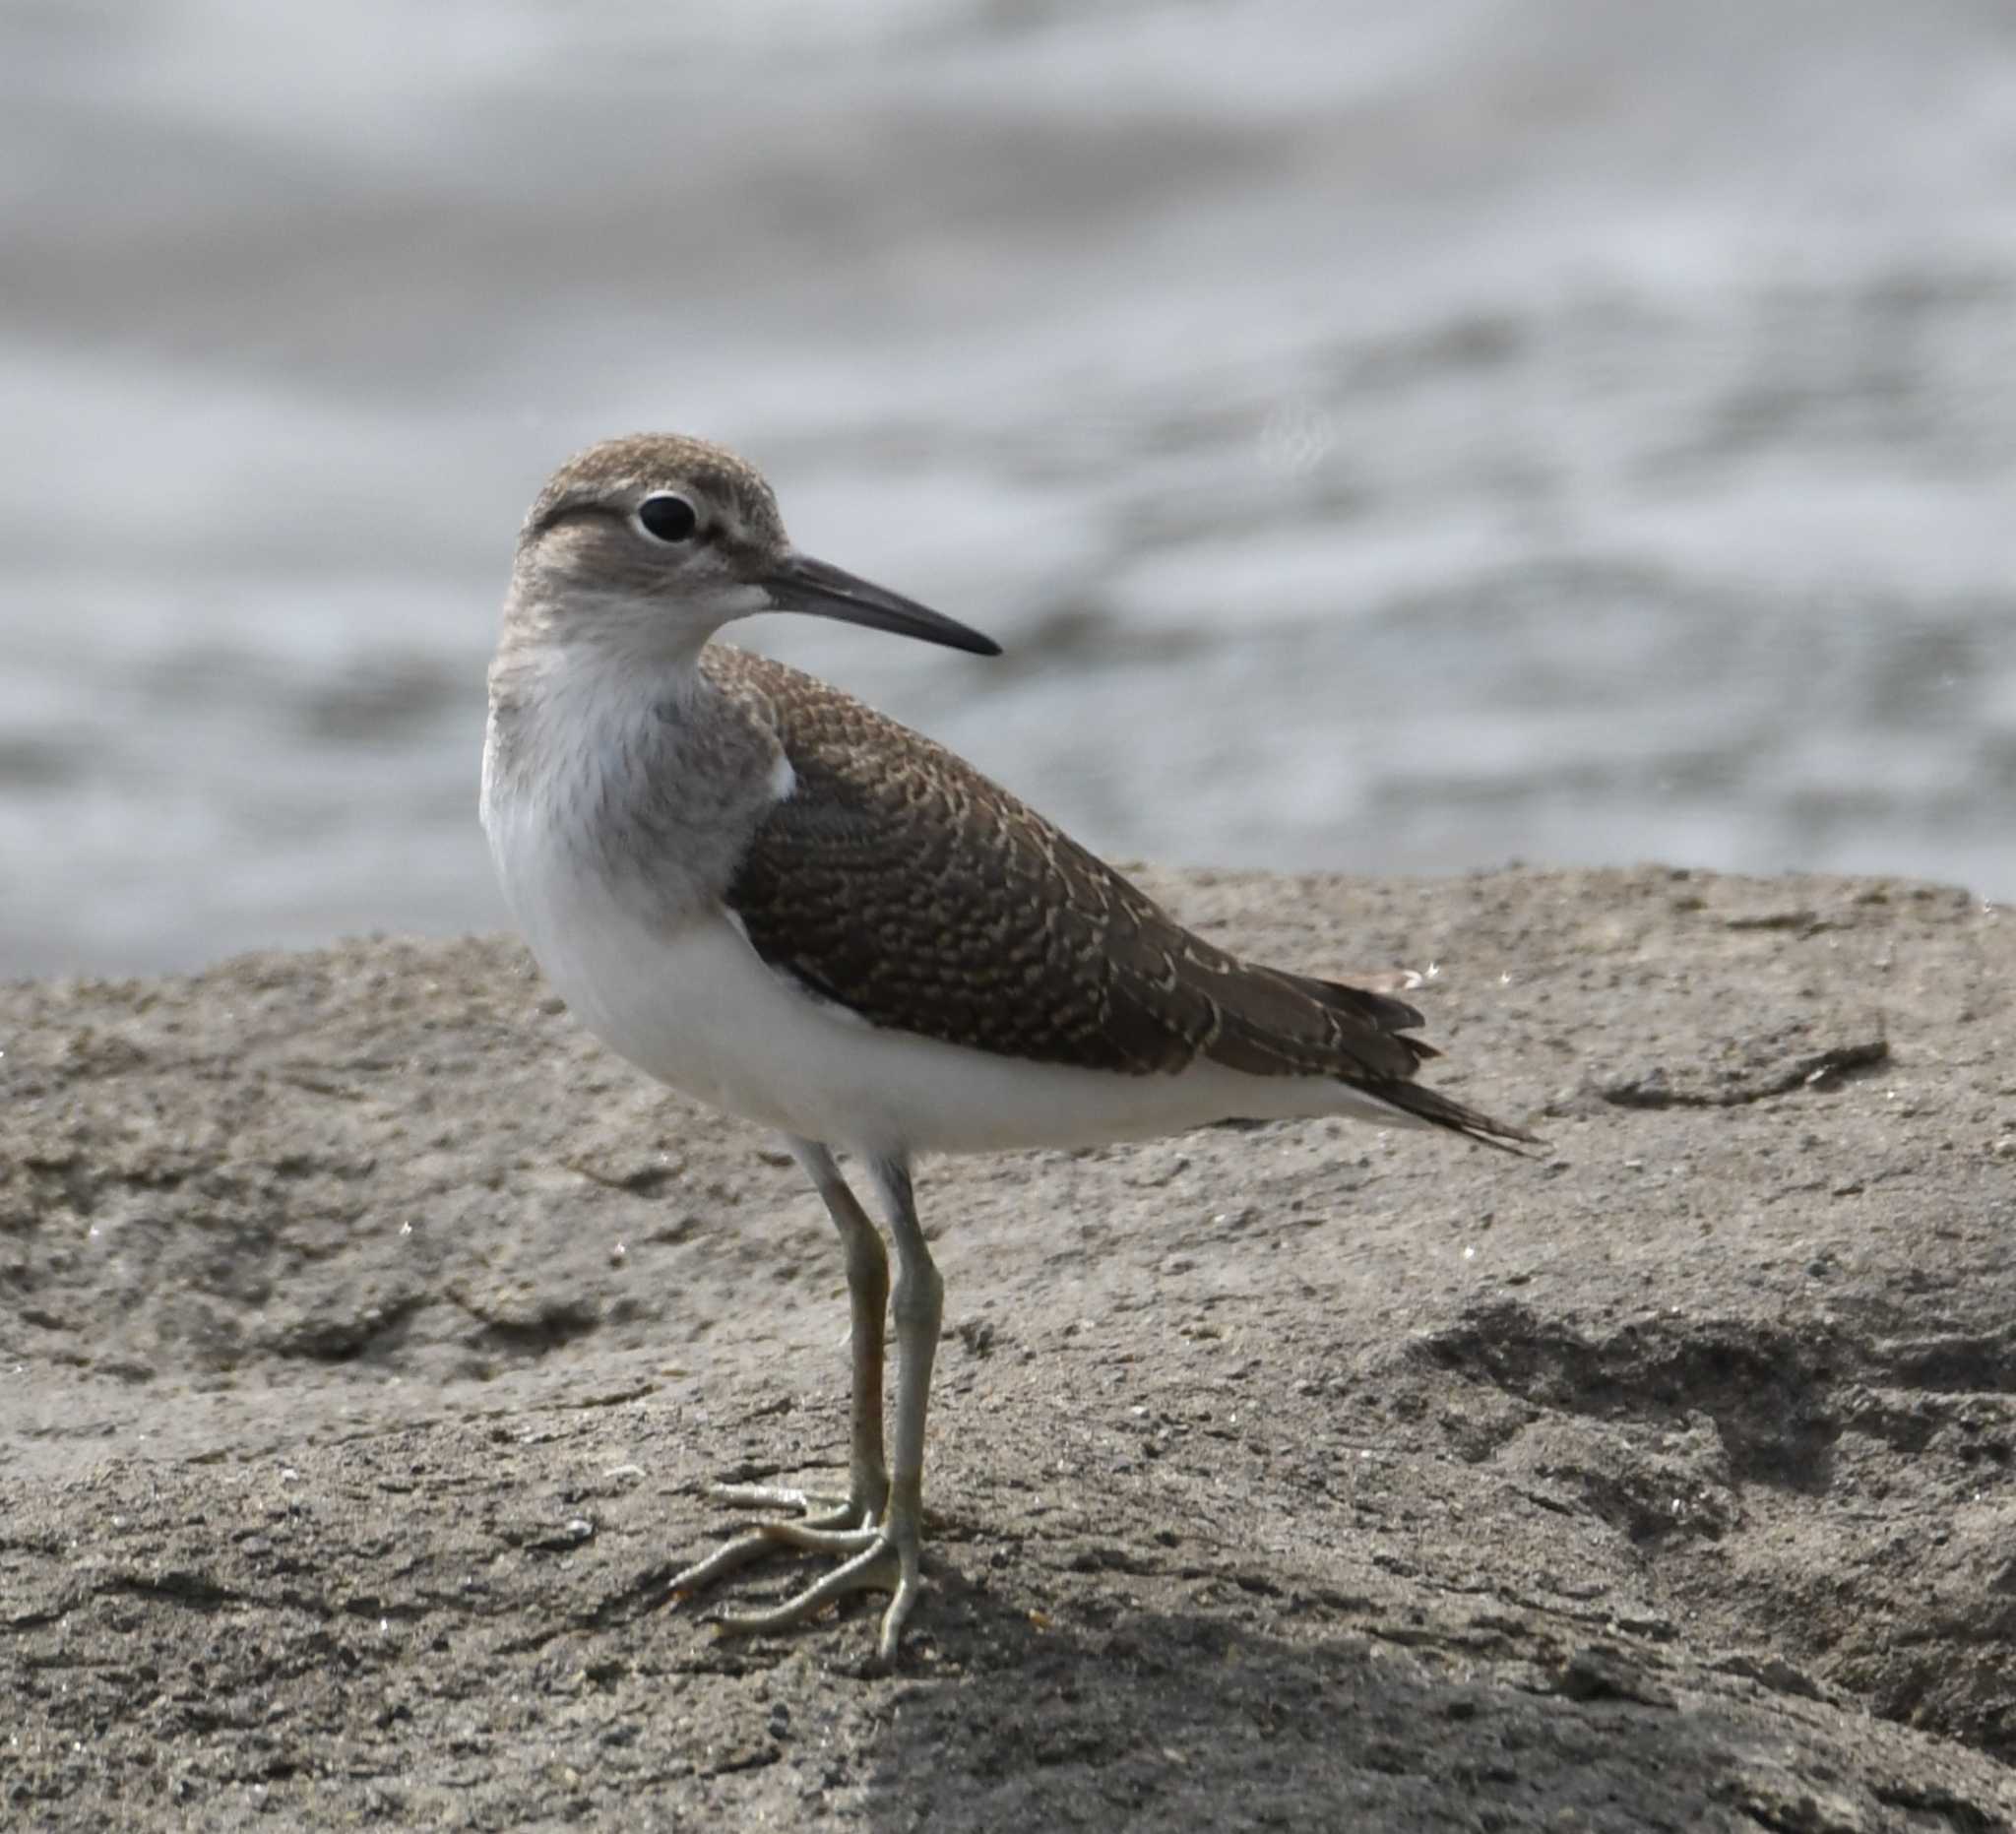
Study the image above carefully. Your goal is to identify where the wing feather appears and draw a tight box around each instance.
[709,646,1534,1147]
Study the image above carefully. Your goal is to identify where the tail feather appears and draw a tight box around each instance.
[1196,952,1536,1151]
[1368,1076,1543,1155]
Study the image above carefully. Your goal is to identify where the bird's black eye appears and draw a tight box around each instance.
[635,493,699,543]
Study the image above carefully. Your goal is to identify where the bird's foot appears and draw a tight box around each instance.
[707,1480,875,1533]
[665,1475,886,1600]
[668,1479,923,1662]
[712,1518,922,1664]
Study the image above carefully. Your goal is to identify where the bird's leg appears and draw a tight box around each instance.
[666,1138,890,1598]
[713,1153,942,1661]
[709,1137,890,1526]
[867,1152,941,1656]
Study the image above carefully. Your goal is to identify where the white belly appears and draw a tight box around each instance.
[485,776,1420,1158]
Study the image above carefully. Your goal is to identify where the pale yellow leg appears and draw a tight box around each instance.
[710,1153,942,1662]
[666,1137,891,1595]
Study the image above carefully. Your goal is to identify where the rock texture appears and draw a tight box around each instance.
[2,866,2013,1830]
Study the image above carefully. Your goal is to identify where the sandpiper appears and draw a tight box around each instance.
[481,432,1535,1661]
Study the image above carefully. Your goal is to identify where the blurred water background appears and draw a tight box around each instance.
[5,0,2014,977]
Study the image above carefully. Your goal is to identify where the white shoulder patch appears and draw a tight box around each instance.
[718,900,870,1028]
[769,752,796,801]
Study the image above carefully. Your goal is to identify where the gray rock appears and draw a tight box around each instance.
[3,866,2012,1829]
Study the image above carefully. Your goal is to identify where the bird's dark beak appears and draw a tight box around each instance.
[761,551,1002,657]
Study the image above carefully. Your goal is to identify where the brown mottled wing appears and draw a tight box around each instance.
[715,651,1438,1088]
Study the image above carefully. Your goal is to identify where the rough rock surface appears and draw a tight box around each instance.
[3,866,2013,1831]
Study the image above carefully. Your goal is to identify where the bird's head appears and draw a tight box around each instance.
[504,432,1000,665]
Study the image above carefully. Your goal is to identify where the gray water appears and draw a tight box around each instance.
[5,0,2014,978]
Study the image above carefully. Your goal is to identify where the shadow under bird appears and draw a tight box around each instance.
[480,432,1537,1661]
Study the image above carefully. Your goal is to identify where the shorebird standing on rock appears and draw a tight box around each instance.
[481,432,1536,1662]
